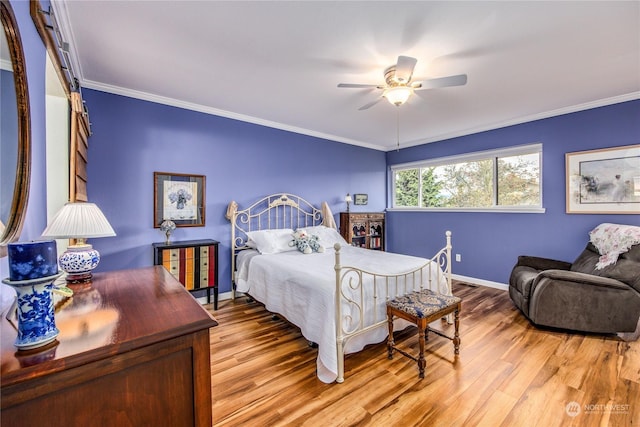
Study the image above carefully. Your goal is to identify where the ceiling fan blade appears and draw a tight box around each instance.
[358,97,384,111]
[338,83,380,88]
[395,56,417,83]
[413,74,468,90]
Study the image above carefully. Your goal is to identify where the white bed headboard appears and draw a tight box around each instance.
[227,193,324,249]
[226,193,325,292]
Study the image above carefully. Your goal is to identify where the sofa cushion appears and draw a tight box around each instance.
[571,243,640,292]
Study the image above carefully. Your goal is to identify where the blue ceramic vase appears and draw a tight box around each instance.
[3,274,62,349]
[4,241,61,349]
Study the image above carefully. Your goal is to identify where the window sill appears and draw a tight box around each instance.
[387,207,546,214]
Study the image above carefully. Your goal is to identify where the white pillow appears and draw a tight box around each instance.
[245,229,295,254]
[297,225,348,249]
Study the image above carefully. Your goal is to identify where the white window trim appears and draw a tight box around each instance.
[387,206,546,213]
[390,143,545,212]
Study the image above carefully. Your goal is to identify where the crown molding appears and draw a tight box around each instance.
[81,79,386,151]
[49,0,85,85]
[397,92,640,151]
[0,58,11,71]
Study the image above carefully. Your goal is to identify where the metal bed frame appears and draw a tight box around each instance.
[227,193,452,383]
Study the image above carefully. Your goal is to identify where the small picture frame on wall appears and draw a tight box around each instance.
[354,194,368,205]
[565,144,640,214]
[154,172,206,227]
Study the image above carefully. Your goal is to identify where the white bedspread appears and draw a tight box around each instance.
[236,245,447,383]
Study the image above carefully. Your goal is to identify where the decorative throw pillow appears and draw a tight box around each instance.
[589,223,640,269]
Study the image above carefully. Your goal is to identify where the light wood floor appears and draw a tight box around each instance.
[207,282,639,426]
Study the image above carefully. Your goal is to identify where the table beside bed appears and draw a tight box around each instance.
[152,238,220,309]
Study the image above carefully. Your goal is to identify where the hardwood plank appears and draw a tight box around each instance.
[208,282,639,426]
[619,340,640,383]
[465,389,518,427]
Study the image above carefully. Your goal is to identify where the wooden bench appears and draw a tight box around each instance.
[386,289,461,378]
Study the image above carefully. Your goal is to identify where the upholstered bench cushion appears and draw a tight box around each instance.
[387,289,461,319]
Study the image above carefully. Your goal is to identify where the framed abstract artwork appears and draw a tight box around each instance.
[565,144,640,214]
[154,172,206,227]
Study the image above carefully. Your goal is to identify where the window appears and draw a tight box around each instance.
[391,144,543,211]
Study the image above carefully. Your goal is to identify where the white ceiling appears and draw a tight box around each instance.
[54,1,640,151]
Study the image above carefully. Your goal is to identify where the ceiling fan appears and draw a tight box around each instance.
[337,55,467,110]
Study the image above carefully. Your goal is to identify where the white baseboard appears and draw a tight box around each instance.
[195,290,234,305]
[218,291,234,301]
[452,274,509,291]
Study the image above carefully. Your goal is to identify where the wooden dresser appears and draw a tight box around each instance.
[0,266,218,426]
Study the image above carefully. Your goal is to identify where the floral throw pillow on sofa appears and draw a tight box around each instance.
[589,223,640,269]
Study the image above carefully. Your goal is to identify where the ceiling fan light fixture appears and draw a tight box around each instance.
[383,86,413,106]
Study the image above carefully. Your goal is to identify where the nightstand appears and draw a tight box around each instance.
[152,239,219,309]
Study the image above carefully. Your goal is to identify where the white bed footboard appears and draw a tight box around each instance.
[333,231,452,383]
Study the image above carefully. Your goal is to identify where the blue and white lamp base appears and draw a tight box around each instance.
[58,244,100,284]
[2,272,63,350]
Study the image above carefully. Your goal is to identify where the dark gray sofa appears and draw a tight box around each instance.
[509,242,640,335]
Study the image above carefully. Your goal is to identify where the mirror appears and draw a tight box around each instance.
[30,1,73,259]
[0,0,31,257]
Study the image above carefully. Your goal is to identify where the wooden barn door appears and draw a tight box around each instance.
[70,91,90,202]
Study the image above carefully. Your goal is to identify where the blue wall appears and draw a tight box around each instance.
[386,100,640,285]
[82,89,387,294]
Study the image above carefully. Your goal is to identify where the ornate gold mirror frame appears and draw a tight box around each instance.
[0,0,31,257]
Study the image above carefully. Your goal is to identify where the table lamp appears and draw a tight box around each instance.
[344,193,352,212]
[41,202,116,285]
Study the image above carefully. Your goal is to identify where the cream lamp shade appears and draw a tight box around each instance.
[41,202,116,285]
[41,202,116,239]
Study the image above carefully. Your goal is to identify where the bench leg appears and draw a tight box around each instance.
[387,312,394,360]
[417,318,427,378]
[453,308,460,355]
